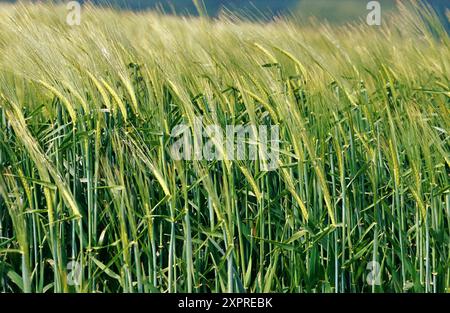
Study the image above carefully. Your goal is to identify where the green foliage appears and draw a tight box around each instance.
[0,2,449,293]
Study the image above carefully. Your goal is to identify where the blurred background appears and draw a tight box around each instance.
[0,0,449,27]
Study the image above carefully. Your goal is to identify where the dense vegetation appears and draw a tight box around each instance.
[0,2,449,293]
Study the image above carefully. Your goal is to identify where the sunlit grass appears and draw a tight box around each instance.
[0,2,449,293]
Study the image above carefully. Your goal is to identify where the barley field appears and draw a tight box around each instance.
[0,2,449,293]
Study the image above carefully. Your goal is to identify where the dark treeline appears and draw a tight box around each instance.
[0,0,299,15]
[1,0,448,28]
